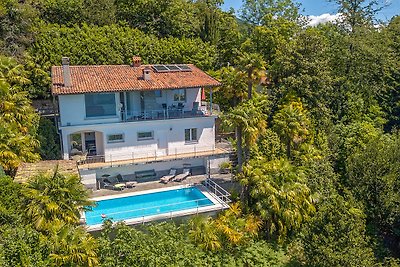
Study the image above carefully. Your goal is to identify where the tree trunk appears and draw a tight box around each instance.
[247,70,252,99]
[236,126,244,172]
[244,139,250,165]
[286,139,291,159]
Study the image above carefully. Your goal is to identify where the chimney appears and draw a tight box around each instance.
[143,67,151,81]
[61,57,72,87]
[132,56,141,67]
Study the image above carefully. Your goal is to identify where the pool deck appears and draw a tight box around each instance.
[89,173,236,198]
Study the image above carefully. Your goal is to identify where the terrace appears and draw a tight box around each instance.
[76,140,232,170]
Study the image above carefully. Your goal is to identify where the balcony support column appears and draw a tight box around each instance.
[124,91,128,121]
[209,88,213,116]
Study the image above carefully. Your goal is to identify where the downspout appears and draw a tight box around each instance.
[53,95,63,159]
[209,88,213,116]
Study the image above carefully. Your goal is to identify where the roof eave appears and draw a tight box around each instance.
[51,83,222,96]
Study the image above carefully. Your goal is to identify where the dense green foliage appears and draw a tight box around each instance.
[1,0,400,265]
[37,117,60,160]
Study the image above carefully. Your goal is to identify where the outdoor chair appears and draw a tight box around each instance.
[192,102,202,116]
[160,169,177,184]
[173,168,190,182]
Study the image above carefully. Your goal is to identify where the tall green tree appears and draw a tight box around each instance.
[237,52,266,99]
[271,27,335,128]
[0,57,39,176]
[301,194,376,266]
[329,0,388,30]
[0,0,38,56]
[223,96,269,170]
[240,0,300,26]
[37,117,60,160]
[22,169,94,231]
[347,133,400,253]
[272,100,310,158]
[241,158,315,242]
[47,221,99,267]
[115,0,200,38]
[212,66,247,110]
[189,203,261,250]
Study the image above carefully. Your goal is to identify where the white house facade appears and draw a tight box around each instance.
[52,57,228,188]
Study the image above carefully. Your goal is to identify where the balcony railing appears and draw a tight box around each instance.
[121,102,219,122]
[76,143,231,168]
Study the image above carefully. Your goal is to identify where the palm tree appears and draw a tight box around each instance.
[188,216,221,251]
[215,202,261,246]
[47,221,99,267]
[22,167,94,231]
[216,66,247,106]
[189,204,261,250]
[0,56,30,86]
[0,57,40,176]
[241,158,315,242]
[272,100,310,158]
[237,52,266,99]
[223,96,269,171]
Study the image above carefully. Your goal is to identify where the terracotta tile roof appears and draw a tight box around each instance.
[51,64,221,95]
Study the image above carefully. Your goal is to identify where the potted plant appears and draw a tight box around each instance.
[219,161,232,174]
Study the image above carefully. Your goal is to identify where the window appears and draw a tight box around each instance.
[185,128,197,143]
[107,134,124,143]
[137,131,154,141]
[155,90,162,97]
[85,93,116,118]
[173,89,186,101]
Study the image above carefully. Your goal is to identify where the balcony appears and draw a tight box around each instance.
[76,141,232,170]
[120,102,219,122]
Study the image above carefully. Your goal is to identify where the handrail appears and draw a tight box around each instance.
[119,102,220,122]
[202,178,231,204]
[76,144,222,166]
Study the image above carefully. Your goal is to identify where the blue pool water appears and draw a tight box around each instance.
[85,187,213,226]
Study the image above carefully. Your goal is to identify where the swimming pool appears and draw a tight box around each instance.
[85,186,215,226]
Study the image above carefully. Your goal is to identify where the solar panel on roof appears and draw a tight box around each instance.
[166,65,180,71]
[177,65,191,71]
[152,64,192,73]
[153,65,169,72]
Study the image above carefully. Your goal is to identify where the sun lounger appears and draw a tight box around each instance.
[115,174,137,188]
[173,168,190,182]
[102,178,125,191]
[160,169,177,184]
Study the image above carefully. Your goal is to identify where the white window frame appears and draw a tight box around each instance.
[84,93,117,119]
[173,89,186,102]
[107,133,124,143]
[137,131,154,141]
[155,90,162,97]
[185,128,198,143]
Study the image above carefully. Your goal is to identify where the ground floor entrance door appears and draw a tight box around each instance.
[84,132,96,156]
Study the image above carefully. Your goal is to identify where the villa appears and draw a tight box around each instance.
[51,57,231,190]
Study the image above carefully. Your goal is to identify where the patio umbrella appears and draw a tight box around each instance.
[201,88,206,100]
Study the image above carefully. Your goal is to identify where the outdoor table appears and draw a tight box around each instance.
[125,181,138,188]
[114,183,126,190]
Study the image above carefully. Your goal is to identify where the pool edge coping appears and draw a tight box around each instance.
[83,184,228,231]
